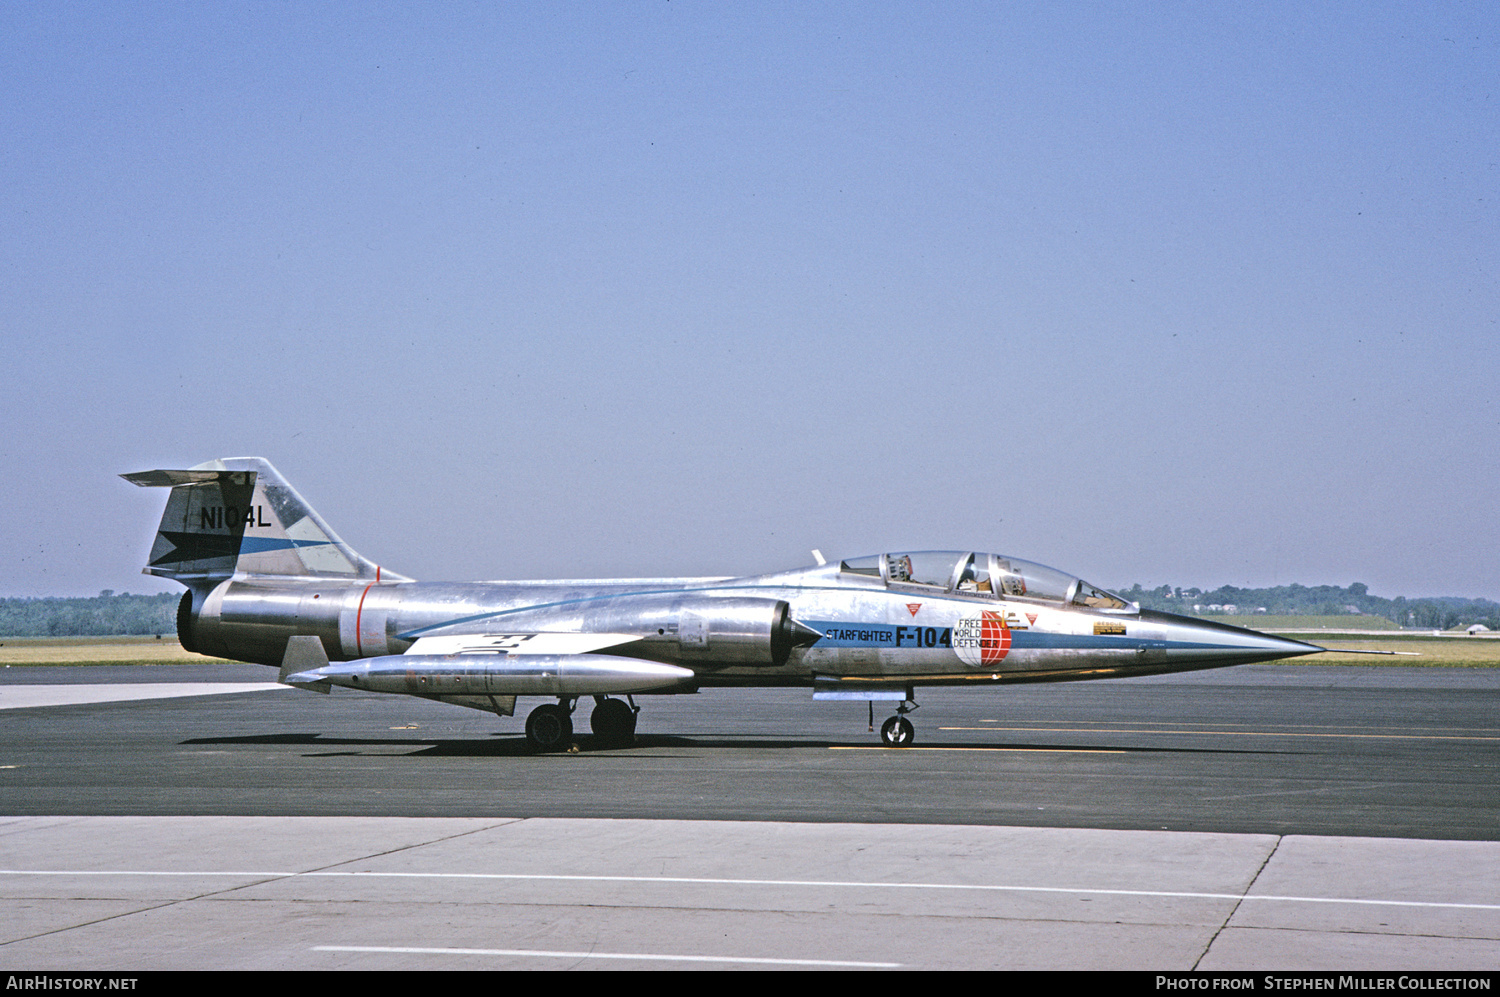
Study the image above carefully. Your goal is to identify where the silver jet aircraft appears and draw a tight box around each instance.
[126,458,1323,749]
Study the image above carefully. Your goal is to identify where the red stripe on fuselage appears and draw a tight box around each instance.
[354,584,374,656]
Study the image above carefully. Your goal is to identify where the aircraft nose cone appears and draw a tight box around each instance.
[1137,610,1324,666]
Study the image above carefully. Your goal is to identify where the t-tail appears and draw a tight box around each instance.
[123,458,410,660]
[123,457,400,583]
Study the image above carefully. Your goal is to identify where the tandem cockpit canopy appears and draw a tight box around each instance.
[838,551,1135,611]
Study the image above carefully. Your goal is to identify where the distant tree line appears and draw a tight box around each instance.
[0,592,178,637]
[1113,582,1500,631]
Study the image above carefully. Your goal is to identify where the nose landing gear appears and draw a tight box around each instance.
[878,695,918,747]
[880,714,915,746]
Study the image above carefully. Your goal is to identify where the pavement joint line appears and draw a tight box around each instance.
[312,944,901,967]
[2,869,1496,911]
[1196,834,1282,970]
[0,829,523,948]
[301,818,529,875]
[0,897,189,950]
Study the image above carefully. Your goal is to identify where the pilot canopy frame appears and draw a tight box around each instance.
[838,551,1133,612]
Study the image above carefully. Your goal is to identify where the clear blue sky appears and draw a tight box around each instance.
[2,2,1495,600]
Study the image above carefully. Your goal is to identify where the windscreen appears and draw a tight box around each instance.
[839,550,1132,610]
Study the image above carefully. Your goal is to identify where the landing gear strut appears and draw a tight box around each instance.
[524,700,575,752]
[590,695,638,747]
[879,695,917,747]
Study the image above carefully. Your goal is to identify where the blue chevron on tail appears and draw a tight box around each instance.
[122,457,409,583]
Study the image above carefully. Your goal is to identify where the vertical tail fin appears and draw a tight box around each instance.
[123,457,408,584]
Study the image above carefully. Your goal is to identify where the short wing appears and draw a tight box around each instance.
[404,633,643,656]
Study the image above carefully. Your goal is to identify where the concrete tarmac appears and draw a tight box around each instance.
[0,663,1496,970]
[1,816,1497,970]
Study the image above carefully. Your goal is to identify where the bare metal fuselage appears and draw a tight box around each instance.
[128,457,1321,745]
[185,569,1316,690]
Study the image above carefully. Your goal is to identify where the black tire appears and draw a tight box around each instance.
[880,716,915,747]
[590,698,637,746]
[525,703,574,751]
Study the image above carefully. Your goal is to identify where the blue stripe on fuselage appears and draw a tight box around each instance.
[810,622,902,646]
[805,621,1241,652]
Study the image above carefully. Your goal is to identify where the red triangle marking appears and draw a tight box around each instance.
[1025,613,1038,626]
[906,603,921,617]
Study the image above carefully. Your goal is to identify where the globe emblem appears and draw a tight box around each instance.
[953,610,1011,666]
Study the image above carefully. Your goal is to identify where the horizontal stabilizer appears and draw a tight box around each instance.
[122,469,248,488]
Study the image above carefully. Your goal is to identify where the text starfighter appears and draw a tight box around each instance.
[126,458,1323,749]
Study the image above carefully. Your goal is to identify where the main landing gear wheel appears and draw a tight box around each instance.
[525,702,574,752]
[880,715,915,747]
[590,696,638,747]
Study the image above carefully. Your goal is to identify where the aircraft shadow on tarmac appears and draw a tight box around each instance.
[179,732,1295,758]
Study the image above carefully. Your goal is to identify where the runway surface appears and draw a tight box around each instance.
[1,663,1494,838]
[0,663,1495,969]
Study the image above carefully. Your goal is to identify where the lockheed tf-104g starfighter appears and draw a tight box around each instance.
[126,458,1325,749]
